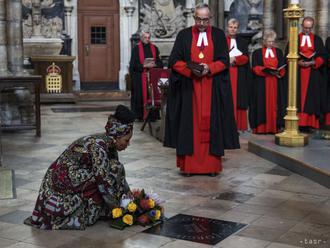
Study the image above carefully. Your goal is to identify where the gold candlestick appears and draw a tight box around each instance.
[275,2,308,147]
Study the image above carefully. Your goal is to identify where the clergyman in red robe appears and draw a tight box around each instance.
[296,17,327,131]
[129,31,163,120]
[164,3,240,176]
[226,18,250,131]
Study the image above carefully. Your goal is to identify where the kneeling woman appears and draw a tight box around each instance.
[249,30,287,134]
[25,105,135,230]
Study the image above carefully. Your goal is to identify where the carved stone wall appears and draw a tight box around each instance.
[227,0,263,35]
[22,0,64,39]
[138,0,193,59]
[139,0,186,39]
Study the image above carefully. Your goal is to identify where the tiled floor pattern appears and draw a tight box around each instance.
[0,104,329,248]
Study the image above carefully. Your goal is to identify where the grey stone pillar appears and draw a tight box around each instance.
[217,0,225,29]
[317,0,328,41]
[301,0,316,21]
[64,6,74,36]
[263,0,275,31]
[0,0,9,74]
[185,0,195,27]
[6,0,25,75]
[328,0,330,35]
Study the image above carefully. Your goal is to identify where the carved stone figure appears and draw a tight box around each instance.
[41,16,63,38]
[140,0,186,38]
[22,0,64,39]
[229,0,263,34]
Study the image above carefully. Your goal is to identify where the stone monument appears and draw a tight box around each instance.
[139,0,188,59]
[22,0,64,58]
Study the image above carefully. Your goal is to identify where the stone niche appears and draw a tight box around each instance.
[138,0,188,59]
[22,0,64,58]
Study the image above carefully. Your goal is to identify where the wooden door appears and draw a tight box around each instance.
[78,1,119,85]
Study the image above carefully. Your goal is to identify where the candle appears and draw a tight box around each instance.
[291,0,299,4]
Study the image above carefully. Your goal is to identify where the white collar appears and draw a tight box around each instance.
[229,39,243,57]
[230,38,237,49]
[197,32,208,47]
[265,48,275,58]
[301,34,312,47]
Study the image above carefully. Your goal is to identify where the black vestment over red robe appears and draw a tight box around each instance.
[249,47,287,133]
[164,26,240,171]
[227,35,251,131]
[129,42,163,120]
[325,37,330,125]
[296,33,327,128]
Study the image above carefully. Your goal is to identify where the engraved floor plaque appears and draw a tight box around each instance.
[143,214,247,245]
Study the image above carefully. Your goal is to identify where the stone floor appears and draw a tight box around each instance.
[0,103,329,248]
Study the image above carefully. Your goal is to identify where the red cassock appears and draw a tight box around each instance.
[298,33,324,129]
[252,47,285,134]
[325,55,330,125]
[172,26,226,174]
[226,36,248,131]
[326,113,330,125]
[324,44,330,126]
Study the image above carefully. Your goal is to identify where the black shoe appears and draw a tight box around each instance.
[209,173,218,177]
[299,126,312,133]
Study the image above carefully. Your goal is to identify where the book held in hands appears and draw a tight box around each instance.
[262,64,287,75]
[143,58,155,66]
[229,47,243,58]
[187,61,204,75]
[299,52,316,61]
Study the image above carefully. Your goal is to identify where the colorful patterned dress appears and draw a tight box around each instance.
[25,133,130,230]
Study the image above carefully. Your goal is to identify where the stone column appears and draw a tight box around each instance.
[317,0,328,41]
[185,0,195,27]
[328,0,330,35]
[6,0,25,75]
[67,0,80,91]
[119,0,138,91]
[217,0,225,29]
[0,0,9,74]
[301,0,316,20]
[64,6,74,36]
[263,0,275,31]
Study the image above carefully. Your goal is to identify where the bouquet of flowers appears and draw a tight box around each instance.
[110,189,165,230]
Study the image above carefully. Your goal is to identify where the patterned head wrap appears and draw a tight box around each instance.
[105,105,135,138]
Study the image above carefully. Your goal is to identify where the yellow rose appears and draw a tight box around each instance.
[155,210,161,220]
[112,208,123,218]
[127,202,137,212]
[122,214,134,225]
[148,199,155,208]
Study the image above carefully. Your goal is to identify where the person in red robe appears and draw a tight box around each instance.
[249,30,286,134]
[296,17,327,131]
[129,31,163,120]
[226,18,250,131]
[324,36,330,125]
[164,3,240,176]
